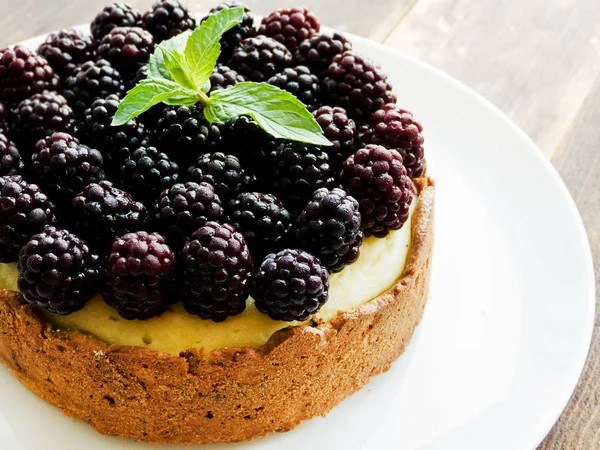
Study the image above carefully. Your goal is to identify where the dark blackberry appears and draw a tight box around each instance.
[143,0,197,44]
[0,132,23,176]
[323,51,396,122]
[201,2,256,62]
[186,152,253,200]
[267,65,321,111]
[13,91,75,152]
[229,36,293,82]
[0,102,7,133]
[17,227,99,314]
[0,175,56,262]
[357,104,425,178]
[102,231,175,320]
[340,144,414,237]
[130,64,148,88]
[91,2,143,40]
[228,192,292,260]
[313,105,356,170]
[258,7,320,52]
[120,146,180,207]
[178,222,254,322]
[30,132,105,206]
[209,65,245,92]
[294,187,363,272]
[97,27,155,81]
[72,181,147,252]
[37,29,98,77]
[0,46,59,106]
[252,248,329,322]
[63,59,125,115]
[294,33,352,76]
[153,182,224,250]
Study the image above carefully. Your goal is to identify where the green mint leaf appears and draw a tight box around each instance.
[185,6,245,88]
[146,30,193,80]
[159,47,197,90]
[161,29,193,52]
[204,82,333,146]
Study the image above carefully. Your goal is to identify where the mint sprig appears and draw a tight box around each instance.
[112,7,331,147]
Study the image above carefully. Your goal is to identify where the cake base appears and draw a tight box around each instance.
[0,177,434,445]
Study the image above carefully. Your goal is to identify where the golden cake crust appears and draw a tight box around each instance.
[0,176,434,445]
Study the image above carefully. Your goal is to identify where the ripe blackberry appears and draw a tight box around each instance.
[209,65,245,92]
[258,7,320,52]
[252,248,329,322]
[120,146,180,207]
[0,46,59,106]
[91,2,143,40]
[13,91,75,151]
[63,59,125,115]
[294,33,352,76]
[97,27,155,81]
[357,104,425,178]
[0,102,7,133]
[0,132,23,176]
[229,36,293,82]
[130,64,148,88]
[267,65,321,111]
[37,29,98,77]
[0,175,56,262]
[228,192,292,260]
[30,132,105,206]
[72,181,147,251]
[294,187,363,272]
[153,182,224,250]
[340,145,414,237]
[17,227,99,314]
[102,231,175,320]
[178,222,254,322]
[186,152,253,200]
[323,51,396,122]
[143,0,197,44]
[200,2,256,62]
[313,105,356,170]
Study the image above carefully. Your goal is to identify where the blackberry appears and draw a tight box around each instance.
[0,46,59,106]
[37,29,98,77]
[258,7,320,52]
[313,105,356,170]
[0,132,23,176]
[130,64,148,88]
[17,227,99,314]
[13,91,75,151]
[120,146,180,207]
[0,175,56,262]
[340,144,414,237]
[252,248,329,322]
[323,51,396,122]
[97,27,155,81]
[229,36,293,82]
[357,104,425,178]
[294,33,352,76]
[228,192,292,260]
[186,152,253,200]
[102,231,175,320]
[63,59,125,115]
[267,65,321,111]
[91,2,143,40]
[200,2,256,62]
[153,182,224,250]
[294,187,363,272]
[209,65,245,92]
[72,181,147,252]
[178,222,253,322]
[143,0,197,44]
[30,132,105,206]
[0,102,7,133]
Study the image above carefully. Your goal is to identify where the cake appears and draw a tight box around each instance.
[0,1,434,445]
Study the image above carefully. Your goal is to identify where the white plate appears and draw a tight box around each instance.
[0,26,595,450]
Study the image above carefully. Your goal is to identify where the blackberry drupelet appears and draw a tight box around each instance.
[97,27,155,81]
[37,29,98,77]
[313,105,356,170]
[294,187,363,272]
[186,152,253,200]
[143,0,197,44]
[0,175,56,262]
[252,248,329,322]
[17,227,99,315]
[294,33,352,76]
[72,181,147,251]
[101,231,176,320]
[258,7,320,52]
[153,182,224,250]
[340,144,414,237]
[91,2,143,40]
[229,36,293,82]
[0,132,23,176]
[178,222,254,322]
[323,51,396,122]
[267,65,321,111]
[209,65,245,92]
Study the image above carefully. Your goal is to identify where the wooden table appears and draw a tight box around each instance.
[0,0,597,447]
